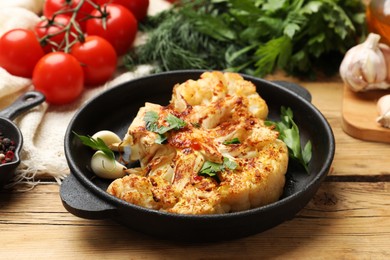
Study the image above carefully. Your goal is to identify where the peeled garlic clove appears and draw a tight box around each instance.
[377,94,390,128]
[92,130,122,151]
[340,33,390,92]
[91,151,127,179]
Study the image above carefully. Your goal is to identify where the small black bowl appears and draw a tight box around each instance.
[61,70,335,241]
[0,91,45,188]
[0,118,23,187]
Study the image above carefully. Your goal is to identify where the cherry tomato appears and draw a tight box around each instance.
[86,3,138,55]
[33,52,84,105]
[96,0,149,21]
[0,29,44,78]
[43,0,96,31]
[34,15,79,53]
[71,36,117,86]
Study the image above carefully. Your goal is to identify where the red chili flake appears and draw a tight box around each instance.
[5,150,14,159]
[191,141,201,151]
[0,131,17,165]
[193,175,203,182]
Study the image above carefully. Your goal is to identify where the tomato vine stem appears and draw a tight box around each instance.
[37,0,105,53]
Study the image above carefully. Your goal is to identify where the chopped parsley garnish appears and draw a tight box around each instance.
[199,157,237,181]
[267,106,312,173]
[223,157,238,170]
[223,137,240,145]
[144,111,187,143]
[155,134,168,145]
[144,110,160,132]
[164,113,187,132]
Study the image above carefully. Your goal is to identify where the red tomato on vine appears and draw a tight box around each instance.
[33,52,84,105]
[34,15,79,53]
[0,29,45,78]
[71,36,117,86]
[96,0,149,21]
[43,0,96,31]
[86,3,138,56]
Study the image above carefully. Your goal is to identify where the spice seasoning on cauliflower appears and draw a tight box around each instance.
[107,71,288,215]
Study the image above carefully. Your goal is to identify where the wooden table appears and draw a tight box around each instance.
[1,74,390,259]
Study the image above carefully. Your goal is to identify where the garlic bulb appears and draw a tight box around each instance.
[377,94,390,128]
[340,33,390,92]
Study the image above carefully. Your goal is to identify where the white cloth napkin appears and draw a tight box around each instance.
[0,0,44,15]
[0,0,170,186]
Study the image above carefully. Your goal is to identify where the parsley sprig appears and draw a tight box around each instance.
[73,132,115,161]
[267,107,312,173]
[223,138,240,145]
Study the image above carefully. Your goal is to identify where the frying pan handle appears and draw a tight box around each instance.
[272,81,312,102]
[0,91,46,120]
[60,174,116,219]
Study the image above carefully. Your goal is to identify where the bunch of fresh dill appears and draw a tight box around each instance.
[125,0,366,78]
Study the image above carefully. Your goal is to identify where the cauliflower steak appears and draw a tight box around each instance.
[107,71,288,214]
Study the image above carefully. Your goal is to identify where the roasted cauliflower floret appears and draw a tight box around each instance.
[107,174,178,210]
[172,71,268,120]
[107,71,288,215]
[121,102,162,165]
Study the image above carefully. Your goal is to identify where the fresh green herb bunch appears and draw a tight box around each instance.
[125,0,366,78]
[125,6,230,72]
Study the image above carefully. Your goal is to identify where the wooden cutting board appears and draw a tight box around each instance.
[342,85,390,143]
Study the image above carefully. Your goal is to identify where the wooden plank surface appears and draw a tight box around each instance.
[1,76,390,259]
[1,183,390,259]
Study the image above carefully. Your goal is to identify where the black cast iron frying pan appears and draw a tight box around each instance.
[61,70,335,241]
